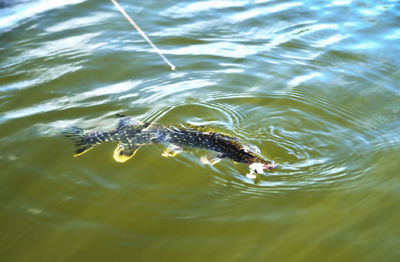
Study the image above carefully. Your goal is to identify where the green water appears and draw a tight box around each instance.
[1,0,400,261]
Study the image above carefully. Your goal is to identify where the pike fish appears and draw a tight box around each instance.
[63,115,276,178]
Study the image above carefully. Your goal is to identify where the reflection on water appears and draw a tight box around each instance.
[0,0,87,30]
[1,0,400,261]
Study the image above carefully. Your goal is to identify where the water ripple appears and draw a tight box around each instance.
[1,0,399,201]
[0,0,87,31]
[1,1,400,260]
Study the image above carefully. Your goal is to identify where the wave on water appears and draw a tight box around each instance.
[1,0,399,199]
[0,0,87,31]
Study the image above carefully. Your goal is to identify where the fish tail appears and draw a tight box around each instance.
[62,127,95,157]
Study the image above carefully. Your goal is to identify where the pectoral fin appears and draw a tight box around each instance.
[113,144,139,163]
[200,153,225,166]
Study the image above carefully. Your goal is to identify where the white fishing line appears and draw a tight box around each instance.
[110,0,176,71]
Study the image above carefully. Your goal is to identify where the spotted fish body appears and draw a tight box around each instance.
[63,116,276,175]
[156,125,265,164]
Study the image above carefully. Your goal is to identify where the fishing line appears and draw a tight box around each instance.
[110,0,176,71]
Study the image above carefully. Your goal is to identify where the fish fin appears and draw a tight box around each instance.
[62,127,94,157]
[161,144,183,158]
[200,154,223,166]
[116,116,146,131]
[113,144,139,163]
[117,116,133,129]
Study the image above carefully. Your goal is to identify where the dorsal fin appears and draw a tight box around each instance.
[115,114,144,130]
[117,117,133,130]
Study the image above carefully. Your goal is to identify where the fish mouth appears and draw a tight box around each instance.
[263,162,276,171]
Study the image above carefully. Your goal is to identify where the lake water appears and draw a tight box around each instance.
[1,0,400,261]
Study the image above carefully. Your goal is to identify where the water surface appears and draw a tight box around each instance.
[1,0,400,261]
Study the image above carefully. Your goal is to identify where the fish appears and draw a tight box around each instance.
[63,115,276,178]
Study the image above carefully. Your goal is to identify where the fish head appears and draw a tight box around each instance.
[262,161,276,171]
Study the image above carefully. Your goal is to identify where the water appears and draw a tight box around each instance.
[1,0,400,261]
